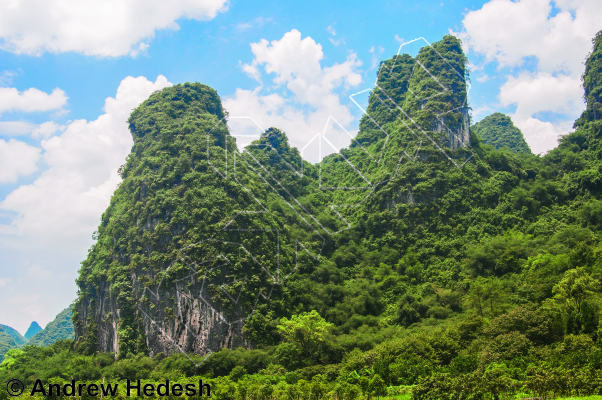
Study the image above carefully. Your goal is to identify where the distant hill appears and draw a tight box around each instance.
[0,325,27,347]
[472,112,532,154]
[28,307,74,347]
[24,322,42,340]
[0,327,17,363]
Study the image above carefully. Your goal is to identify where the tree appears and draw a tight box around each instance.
[277,310,333,358]
[553,267,600,313]
[0,349,23,371]
[480,363,518,400]
[368,374,387,399]
[465,276,507,317]
[553,267,600,333]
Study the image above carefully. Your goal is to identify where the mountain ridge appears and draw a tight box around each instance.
[24,322,42,340]
[28,307,74,347]
[0,325,27,347]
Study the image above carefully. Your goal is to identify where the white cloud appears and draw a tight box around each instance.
[471,105,493,120]
[242,62,262,83]
[455,0,602,153]
[0,120,65,138]
[236,17,273,32]
[0,75,172,251]
[0,225,17,235]
[476,73,489,83]
[0,87,68,113]
[0,139,41,183]
[457,0,601,74]
[369,45,385,70]
[513,117,573,154]
[498,72,583,153]
[0,121,37,136]
[0,0,229,57]
[326,24,337,36]
[0,278,11,288]
[227,29,362,151]
[0,70,19,87]
[31,121,64,139]
[329,38,345,47]
[500,71,584,118]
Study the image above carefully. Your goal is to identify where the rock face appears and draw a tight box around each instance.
[74,82,255,358]
[74,36,473,359]
[74,83,311,359]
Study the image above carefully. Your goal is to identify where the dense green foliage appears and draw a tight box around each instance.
[0,327,17,363]
[575,30,602,128]
[3,31,602,399]
[472,112,532,154]
[28,307,74,347]
[0,325,27,347]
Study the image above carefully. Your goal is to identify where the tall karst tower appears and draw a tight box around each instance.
[73,35,473,360]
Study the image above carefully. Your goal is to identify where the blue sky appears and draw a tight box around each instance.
[0,0,600,334]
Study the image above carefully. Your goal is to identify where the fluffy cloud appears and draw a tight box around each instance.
[0,0,228,57]
[458,0,601,73]
[0,139,41,183]
[0,121,38,136]
[224,29,362,151]
[31,121,65,139]
[0,87,68,113]
[0,75,172,251]
[0,120,65,138]
[456,0,602,154]
[514,117,574,154]
[499,72,584,118]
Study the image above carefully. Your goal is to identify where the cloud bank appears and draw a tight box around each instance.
[0,75,172,251]
[0,139,41,183]
[455,0,602,154]
[224,29,362,153]
[0,0,229,57]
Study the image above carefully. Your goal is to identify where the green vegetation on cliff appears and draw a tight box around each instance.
[0,325,27,347]
[0,327,17,363]
[472,112,532,154]
[28,307,74,347]
[69,31,602,393]
[2,32,602,400]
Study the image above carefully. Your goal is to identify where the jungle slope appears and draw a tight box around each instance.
[2,32,602,400]
[28,307,74,347]
[472,112,532,154]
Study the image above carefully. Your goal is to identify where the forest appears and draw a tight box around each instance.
[1,30,602,400]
